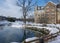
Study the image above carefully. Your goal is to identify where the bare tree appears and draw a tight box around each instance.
[17,0,37,25]
[16,0,37,42]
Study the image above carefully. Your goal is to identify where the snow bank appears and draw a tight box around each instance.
[56,24,60,28]
[11,25,24,28]
[44,27,59,34]
[25,37,39,42]
[10,21,60,34]
[10,21,24,28]
[49,35,60,43]
[36,27,59,34]
[0,20,11,25]
[10,42,20,43]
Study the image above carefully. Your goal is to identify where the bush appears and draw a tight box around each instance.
[7,18,15,22]
[42,24,47,27]
[26,27,50,36]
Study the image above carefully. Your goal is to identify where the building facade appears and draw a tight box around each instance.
[57,4,60,23]
[34,1,60,24]
[34,6,45,23]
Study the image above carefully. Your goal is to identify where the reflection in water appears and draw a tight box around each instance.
[0,25,5,30]
[0,26,3,30]
[0,26,35,43]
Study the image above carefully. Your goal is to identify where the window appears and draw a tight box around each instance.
[51,13,55,14]
[51,13,55,16]
[57,8,60,11]
[52,9,54,11]
[51,17,55,19]
[51,19,55,22]
[45,14,48,16]
[46,6,49,8]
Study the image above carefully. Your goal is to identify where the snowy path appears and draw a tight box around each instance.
[48,34,60,43]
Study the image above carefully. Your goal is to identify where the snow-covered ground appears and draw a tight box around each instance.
[0,21,60,34]
[0,20,11,26]
[25,37,38,42]
[9,21,60,43]
[10,42,19,43]
[9,21,60,34]
[48,34,60,43]
[1,21,60,43]
[26,24,60,34]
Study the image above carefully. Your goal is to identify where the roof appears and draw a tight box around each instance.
[57,4,60,8]
[46,1,57,6]
[36,6,44,10]
[48,1,57,5]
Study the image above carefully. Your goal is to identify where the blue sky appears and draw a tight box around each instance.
[0,0,59,18]
[37,0,58,6]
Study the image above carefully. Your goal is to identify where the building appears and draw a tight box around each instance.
[34,6,45,23]
[34,1,60,24]
[57,4,60,23]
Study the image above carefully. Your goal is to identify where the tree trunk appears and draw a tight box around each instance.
[24,13,26,25]
[23,9,27,43]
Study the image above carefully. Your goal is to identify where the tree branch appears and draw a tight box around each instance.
[16,0,23,7]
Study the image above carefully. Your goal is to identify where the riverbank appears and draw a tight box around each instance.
[0,21,60,43]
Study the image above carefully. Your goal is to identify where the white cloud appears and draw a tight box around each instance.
[0,0,23,18]
[0,0,34,18]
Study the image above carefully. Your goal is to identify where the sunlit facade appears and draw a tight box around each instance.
[34,1,60,24]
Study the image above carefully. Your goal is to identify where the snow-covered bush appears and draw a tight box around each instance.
[26,27,50,37]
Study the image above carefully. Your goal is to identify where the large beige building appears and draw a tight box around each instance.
[34,1,60,24]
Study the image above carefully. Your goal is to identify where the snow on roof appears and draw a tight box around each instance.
[46,1,57,5]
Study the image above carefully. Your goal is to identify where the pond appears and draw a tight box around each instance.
[0,26,35,43]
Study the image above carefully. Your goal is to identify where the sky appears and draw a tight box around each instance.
[0,0,59,18]
[37,0,58,6]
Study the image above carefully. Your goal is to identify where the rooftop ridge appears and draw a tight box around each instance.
[46,1,57,5]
